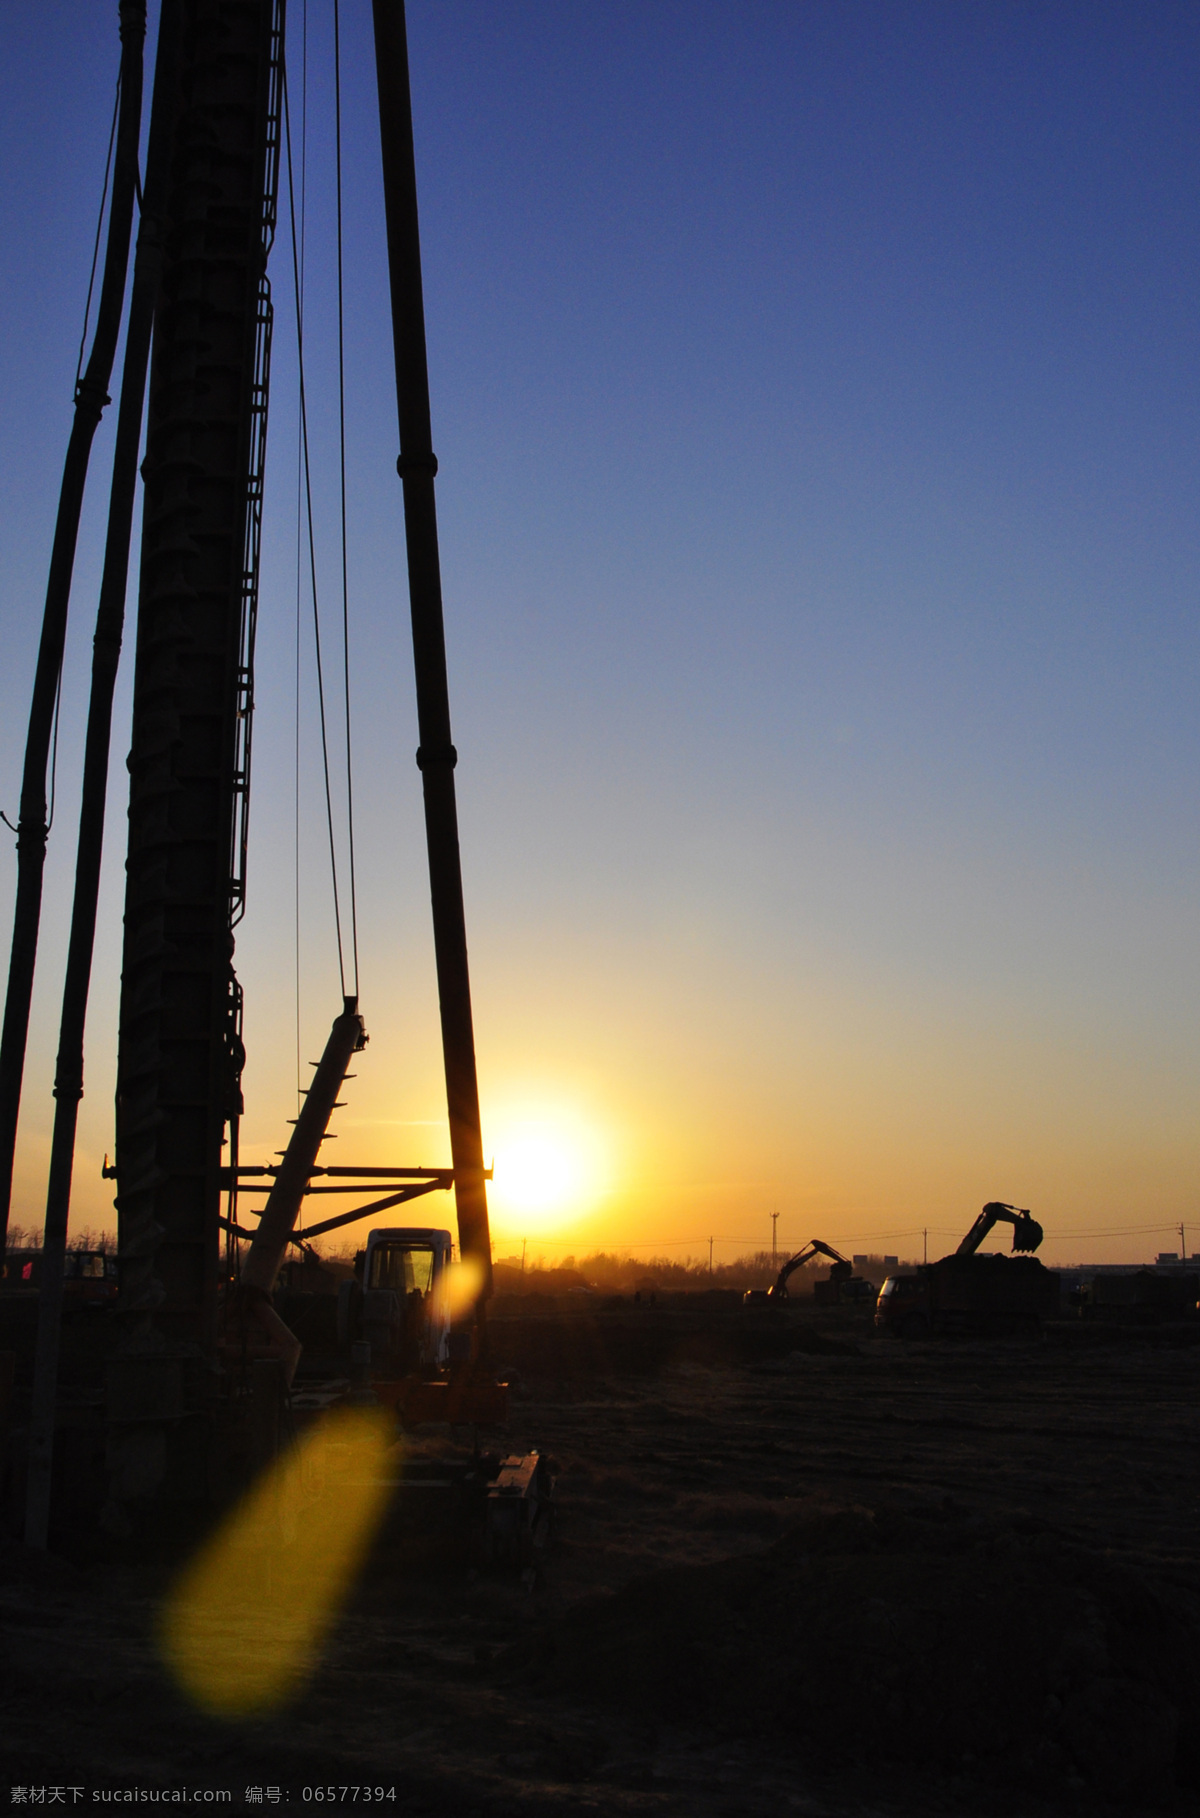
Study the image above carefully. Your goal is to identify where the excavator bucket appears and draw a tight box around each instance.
[1011,1214,1043,1253]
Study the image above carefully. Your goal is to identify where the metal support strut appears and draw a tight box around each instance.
[24,0,182,1553]
[230,997,365,1386]
[0,0,147,1254]
[372,0,493,1324]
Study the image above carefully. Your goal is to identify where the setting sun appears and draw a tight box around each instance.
[486,1107,611,1235]
[500,1128,579,1210]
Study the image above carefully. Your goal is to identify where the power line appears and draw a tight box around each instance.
[487,1221,1186,1252]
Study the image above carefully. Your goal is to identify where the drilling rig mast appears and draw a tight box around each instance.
[107,1,283,1499]
[7,0,500,1537]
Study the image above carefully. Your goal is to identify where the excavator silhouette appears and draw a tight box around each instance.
[744,1239,874,1308]
[956,1202,1044,1256]
[876,1201,1058,1338]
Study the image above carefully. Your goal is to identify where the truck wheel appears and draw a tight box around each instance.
[901,1313,929,1340]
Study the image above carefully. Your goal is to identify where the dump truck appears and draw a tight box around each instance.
[1081,1269,1200,1326]
[744,1239,874,1307]
[875,1203,1060,1338]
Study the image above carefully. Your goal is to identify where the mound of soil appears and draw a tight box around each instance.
[515,1497,1200,1802]
[491,1306,857,1379]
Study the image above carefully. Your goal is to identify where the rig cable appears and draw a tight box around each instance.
[282,49,348,999]
[2,69,121,851]
[334,0,360,998]
[44,669,63,837]
[74,71,123,395]
[0,676,63,842]
[292,0,308,1116]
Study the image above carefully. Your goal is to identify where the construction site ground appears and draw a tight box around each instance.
[3,1295,1199,1815]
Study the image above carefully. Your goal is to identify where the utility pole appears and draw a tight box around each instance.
[923,1227,928,1264]
[708,1236,714,1276]
[520,1238,526,1275]
[771,1208,779,1263]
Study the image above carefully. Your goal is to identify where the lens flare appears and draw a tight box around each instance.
[443,1251,486,1319]
[160,1406,394,1717]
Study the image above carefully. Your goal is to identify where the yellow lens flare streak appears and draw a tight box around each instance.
[160,1406,394,1717]
[442,1252,486,1319]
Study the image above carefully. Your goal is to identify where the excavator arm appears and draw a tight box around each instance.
[956,1202,1043,1257]
[769,1238,852,1301]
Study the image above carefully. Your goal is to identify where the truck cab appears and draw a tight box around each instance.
[875,1272,928,1336]
[343,1228,454,1375]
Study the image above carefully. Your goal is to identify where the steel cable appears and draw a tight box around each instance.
[282,50,347,999]
[334,0,360,998]
[74,71,124,394]
[292,0,308,1115]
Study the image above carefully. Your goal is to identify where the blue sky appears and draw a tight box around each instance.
[1,2,1197,1262]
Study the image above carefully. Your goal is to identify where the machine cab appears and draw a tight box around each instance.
[360,1228,453,1372]
[874,1272,926,1330]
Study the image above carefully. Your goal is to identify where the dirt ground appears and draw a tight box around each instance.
[2,1299,1199,1816]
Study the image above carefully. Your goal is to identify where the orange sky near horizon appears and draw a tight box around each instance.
[6,938,1194,1271]
[3,6,1198,1278]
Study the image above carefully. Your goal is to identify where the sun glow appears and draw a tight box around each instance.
[487,1107,609,1234]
